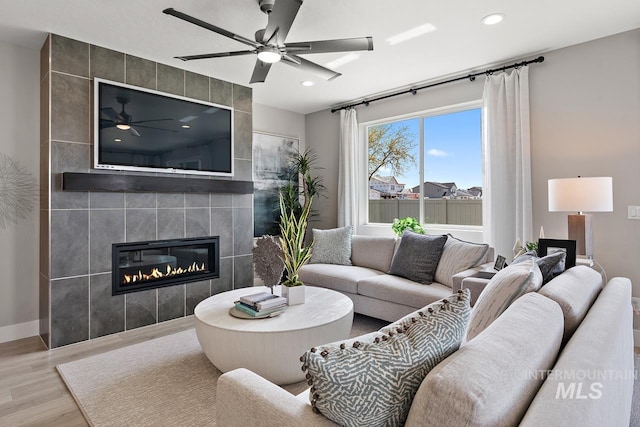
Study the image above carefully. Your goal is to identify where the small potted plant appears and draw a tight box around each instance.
[391,217,425,237]
[278,193,312,305]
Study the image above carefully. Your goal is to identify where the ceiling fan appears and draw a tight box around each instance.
[163,0,374,83]
[100,97,175,137]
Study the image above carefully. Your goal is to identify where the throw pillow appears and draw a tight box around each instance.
[309,226,352,265]
[434,234,489,287]
[389,231,447,285]
[301,289,471,427]
[512,250,566,284]
[465,258,543,342]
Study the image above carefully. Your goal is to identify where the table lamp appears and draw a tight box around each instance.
[548,177,613,259]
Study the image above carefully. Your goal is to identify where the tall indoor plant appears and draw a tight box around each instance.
[279,194,312,285]
[278,149,324,304]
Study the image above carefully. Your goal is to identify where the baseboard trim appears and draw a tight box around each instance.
[0,320,39,344]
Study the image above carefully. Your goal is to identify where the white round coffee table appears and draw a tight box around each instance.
[194,285,354,385]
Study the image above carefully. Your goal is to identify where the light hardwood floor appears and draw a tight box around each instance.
[0,316,195,426]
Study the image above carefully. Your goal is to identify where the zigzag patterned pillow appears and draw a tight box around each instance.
[300,289,471,427]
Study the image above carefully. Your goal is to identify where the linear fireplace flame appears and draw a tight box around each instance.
[112,236,220,295]
[123,262,207,284]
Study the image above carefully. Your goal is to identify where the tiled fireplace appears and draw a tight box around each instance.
[39,34,255,348]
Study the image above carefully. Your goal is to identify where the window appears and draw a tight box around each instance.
[367,103,482,227]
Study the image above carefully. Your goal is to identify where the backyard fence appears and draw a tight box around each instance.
[369,199,482,225]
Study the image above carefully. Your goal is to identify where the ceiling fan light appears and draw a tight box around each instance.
[116,124,131,130]
[257,47,281,63]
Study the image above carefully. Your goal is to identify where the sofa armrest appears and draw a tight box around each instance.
[458,277,490,306]
[451,262,494,290]
[217,368,337,427]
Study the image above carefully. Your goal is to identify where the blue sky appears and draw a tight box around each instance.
[380,108,482,190]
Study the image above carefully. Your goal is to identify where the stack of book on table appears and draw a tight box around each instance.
[234,291,287,317]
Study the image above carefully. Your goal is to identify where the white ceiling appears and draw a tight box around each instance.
[0,0,639,114]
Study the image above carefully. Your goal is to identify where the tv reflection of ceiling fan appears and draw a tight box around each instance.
[100,97,176,137]
[163,0,374,84]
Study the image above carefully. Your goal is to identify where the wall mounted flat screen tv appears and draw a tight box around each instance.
[94,78,233,176]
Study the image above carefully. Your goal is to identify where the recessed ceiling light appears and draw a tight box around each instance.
[114,138,122,142]
[326,53,360,69]
[116,124,131,130]
[386,23,437,46]
[301,80,314,87]
[482,13,504,25]
[181,124,191,129]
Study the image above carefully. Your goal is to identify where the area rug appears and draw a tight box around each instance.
[57,314,388,427]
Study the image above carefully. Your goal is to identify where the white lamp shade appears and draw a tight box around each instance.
[548,177,613,212]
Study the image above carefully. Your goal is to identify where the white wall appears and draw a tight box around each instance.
[305,28,640,297]
[253,103,306,151]
[530,29,640,296]
[0,40,40,342]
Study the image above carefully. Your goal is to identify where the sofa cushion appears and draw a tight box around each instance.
[512,250,566,284]
[350,235,396,272]
[309,226,352,265]
[298,264,384,294]
[358,274,452,309]
[434,234,489,287]
[301,289,471,427]
[537,265,604,343]
[520,278,633,427]
[465,259,543,341]
[389,231,447,285]
[405,292,563,427]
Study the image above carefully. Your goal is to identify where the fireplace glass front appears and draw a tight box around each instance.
[112,236,220,295]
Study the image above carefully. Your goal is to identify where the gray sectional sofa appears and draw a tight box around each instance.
[298,234,494,321]
[217,266,634,426]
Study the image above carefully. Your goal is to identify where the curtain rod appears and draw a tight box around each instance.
[330,55,545,113]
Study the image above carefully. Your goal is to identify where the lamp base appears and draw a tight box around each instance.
[568,214,593,258]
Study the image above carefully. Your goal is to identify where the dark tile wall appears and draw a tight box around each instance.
[40,34,254,348]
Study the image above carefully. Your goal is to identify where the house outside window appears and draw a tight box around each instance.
[366,101,483,228]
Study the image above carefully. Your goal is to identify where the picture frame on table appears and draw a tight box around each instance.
[538,238,577,269]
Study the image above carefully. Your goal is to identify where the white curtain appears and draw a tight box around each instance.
[338,108,359,227]
[482,67,533,259]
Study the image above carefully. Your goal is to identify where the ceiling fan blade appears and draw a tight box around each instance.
[134,124,179,133]
[131,118,173,124]
[282,55,341,81]
[250,60,273,84]
[99,119,116,129]
[100,107,119,121]
[262,0,302,45]
[129,127,141,137]
[285,37,374,54]
[176,50,255,61]
[163,8,260,48]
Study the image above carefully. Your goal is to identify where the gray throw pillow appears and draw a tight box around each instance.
[513,250,566,284]
[301,289,471,427]
[309,226,352,265]
[389,231,447,285]
[434,234,489,287]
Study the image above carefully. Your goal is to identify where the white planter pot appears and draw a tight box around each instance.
[282,285,305,305]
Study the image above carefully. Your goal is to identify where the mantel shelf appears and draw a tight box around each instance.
[62,172,253,195]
